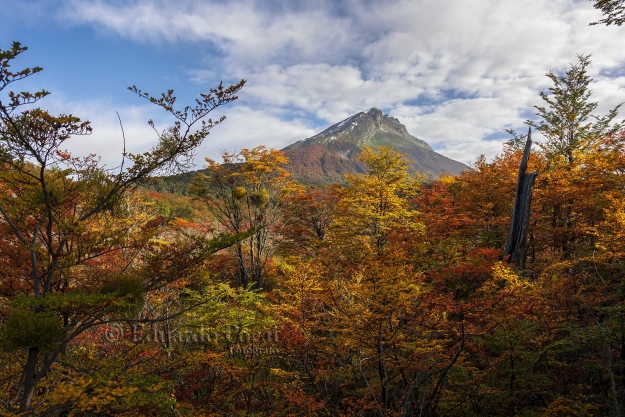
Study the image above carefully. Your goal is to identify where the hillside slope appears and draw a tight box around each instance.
[282,108,467,183]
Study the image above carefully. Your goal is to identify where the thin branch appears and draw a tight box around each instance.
[116,111,127,177]
[0,203,29,245]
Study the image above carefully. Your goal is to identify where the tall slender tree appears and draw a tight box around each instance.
[528,55,622,260]
[528,55,622,165]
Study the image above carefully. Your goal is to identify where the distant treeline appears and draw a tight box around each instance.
[142,169,207,195]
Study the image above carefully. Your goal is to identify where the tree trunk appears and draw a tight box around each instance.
[20,346,39,413]
[505,129,537,268]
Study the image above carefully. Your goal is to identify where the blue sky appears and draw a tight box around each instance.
[2,0,625,168]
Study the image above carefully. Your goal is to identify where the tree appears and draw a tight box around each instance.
[591,0,625,26]
[528,55,622,165]
[280,185,339,257]
[190,146,300,289]
[0,41,245,414]
[333,146,423,256]
[527,55,622,261]
[279,147,439,415]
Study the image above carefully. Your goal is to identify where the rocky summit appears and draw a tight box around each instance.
[282,108,468,183]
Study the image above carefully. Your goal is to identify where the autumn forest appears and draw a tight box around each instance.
[3,9,625,416]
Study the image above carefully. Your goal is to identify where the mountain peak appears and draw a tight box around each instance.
[282,108,467,183]
[286,108,433,152]
[367,107,383,125]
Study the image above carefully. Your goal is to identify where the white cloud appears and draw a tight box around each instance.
[392,97,523,161]
[49,0,625,163]
[35,97,300,172]
[242,64,425,122]
[38,95,173,168]
[194,106,317,164]
[63,0,363,65]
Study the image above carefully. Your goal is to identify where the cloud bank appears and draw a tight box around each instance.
[11,0,625,165]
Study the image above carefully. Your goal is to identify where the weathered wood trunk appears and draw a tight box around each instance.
[20,346,39,413]
[504,129,537,268]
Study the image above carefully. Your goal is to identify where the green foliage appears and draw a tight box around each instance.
[142,169,207,195]
[233,186,248,200]
[181,282,276,344]
[528,54,622,164]
[99,274,144,306]
[0,309,64,351]
[250,188,269,207]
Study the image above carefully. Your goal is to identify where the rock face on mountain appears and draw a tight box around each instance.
[282,108,468,184]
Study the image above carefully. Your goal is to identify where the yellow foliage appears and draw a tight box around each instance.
[480,261,535,295]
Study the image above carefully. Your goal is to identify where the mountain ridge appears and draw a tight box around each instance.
[144,108,468,193]
[282,108,467,184]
